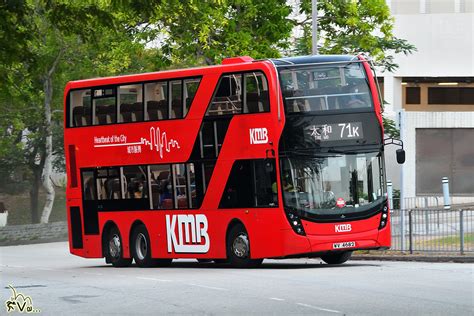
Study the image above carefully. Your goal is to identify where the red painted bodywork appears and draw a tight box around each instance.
[64,56,390,261]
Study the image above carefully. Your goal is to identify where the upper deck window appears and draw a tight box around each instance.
[206,71,269,116]
[67,76,201,127]
[144,77,201,121]
[119,84,143,123]
[279,63,372,113]
[70,89,91,127]
[93,87,116,125]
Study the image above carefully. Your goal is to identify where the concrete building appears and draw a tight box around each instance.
[382,0,474,207]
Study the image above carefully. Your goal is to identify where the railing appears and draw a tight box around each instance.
[390,197,441,209]
[390,209,474,254]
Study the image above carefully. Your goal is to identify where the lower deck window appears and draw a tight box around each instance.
[219,159,277,208]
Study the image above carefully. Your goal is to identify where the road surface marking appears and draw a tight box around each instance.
[269,297,285,301]
[296,302,342,314]
[136,277,172,282]
[187,283,228,291]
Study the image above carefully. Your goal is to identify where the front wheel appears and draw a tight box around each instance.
[105,226,132,267]
[227,224,263,268]
[320,251,353,264]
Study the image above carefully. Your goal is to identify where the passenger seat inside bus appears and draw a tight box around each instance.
[121,102,144,122]
[120,103,133,122]
[147,100,167,120]
[132,102,144,121]
[95,105,116,124]
[171,99,182,118]
[73,106,85,126]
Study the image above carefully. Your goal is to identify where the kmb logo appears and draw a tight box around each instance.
[166,214,210,253]
[335,224,352,233]
[250,128,268,144]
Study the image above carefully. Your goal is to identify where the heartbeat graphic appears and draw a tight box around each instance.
[93,127,180,158]
[141,127,180,159]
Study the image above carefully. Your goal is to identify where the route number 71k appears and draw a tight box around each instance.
[338,123,360,138]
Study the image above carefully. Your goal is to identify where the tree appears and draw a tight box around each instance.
[154,0,294,66]
[295,0,416,72]
[0,0,154,223]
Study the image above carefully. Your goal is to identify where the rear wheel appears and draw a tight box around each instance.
[227,224,263,268]
[131,224,172,267]
[105,226,132,267]
[320,251,353,264]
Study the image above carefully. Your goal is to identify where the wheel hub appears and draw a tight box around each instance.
[135,233,147,260]
[232,233,249,258]
[109,234,121,259]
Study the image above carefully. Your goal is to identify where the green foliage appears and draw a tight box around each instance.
[155,0,293,66]
[383,116,399,138]
[0,0,34,68]
[295,0,416,72]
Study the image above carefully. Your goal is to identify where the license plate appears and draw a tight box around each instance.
[333,241,356,249]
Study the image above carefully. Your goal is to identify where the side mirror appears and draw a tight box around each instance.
[396,149,405,164]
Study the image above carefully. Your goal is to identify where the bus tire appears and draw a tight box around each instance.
[131,224,172,267]
[227,224,263,268]
[105,226,132,267]
[320,251,353,264]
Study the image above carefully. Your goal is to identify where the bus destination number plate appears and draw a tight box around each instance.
[333,241,356,249]
[306,122,363,142]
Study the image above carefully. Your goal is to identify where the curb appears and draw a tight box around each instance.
[351,255,474,263]
[0,237,68,247]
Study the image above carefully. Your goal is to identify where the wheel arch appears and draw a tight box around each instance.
[225,218,250,257]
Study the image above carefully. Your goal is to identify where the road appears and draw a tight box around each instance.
[1,242,472,315]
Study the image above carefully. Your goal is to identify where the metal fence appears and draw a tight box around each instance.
[390,209,474,254]
[390,197,442,210]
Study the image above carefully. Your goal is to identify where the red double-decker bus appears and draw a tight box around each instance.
[64,55,395,268]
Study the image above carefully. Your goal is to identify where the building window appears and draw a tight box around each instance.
[428,87,474,105]
[406,87,421,104]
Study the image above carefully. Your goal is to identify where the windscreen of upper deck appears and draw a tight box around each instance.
[278,62,372,113]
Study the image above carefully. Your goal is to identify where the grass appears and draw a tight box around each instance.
[0,187,67,225]
[416,233,474,248]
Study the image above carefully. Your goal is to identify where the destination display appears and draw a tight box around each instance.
[305,121,364,142]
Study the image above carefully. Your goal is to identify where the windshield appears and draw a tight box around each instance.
[280,151,385,216]
[279,63,372,113]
